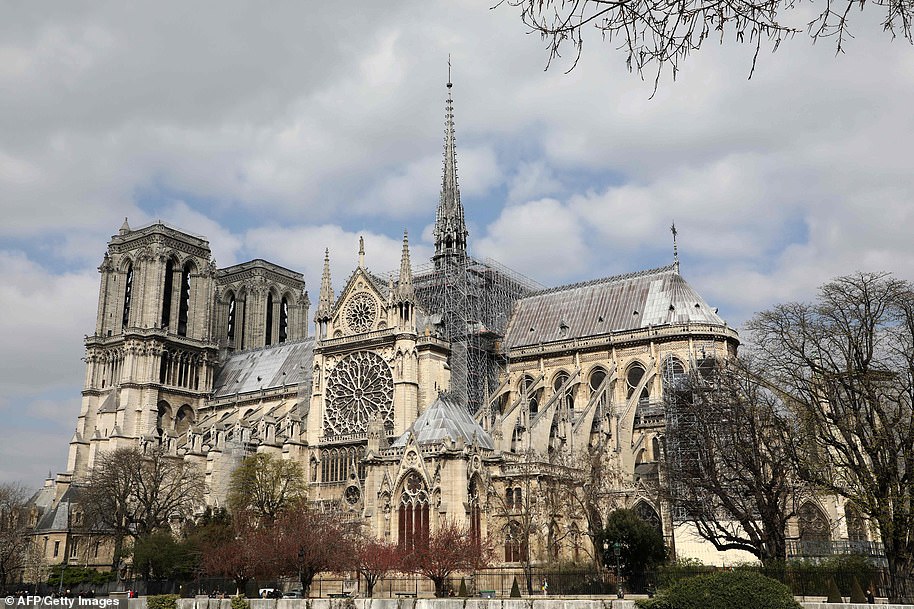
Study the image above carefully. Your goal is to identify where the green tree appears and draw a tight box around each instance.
[227,453,305,522]
[597,509,666,577]
[132,531,195,581]
[749,272,914,602]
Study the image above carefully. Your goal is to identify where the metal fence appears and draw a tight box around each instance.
[2,565,893,599]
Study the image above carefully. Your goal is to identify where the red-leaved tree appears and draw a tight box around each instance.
[403,520,491,597]
[267,503,353,595]
[200,513,264,595]
[353,536,405,597]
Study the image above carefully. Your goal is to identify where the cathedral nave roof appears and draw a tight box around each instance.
[505,264,727,349]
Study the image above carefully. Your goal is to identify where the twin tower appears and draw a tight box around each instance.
[68,219,310,476]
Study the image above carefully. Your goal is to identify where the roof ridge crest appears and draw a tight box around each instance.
[529,263,677,296]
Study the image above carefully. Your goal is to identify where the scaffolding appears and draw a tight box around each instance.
[663,341,723,521]
[411,255,542,414]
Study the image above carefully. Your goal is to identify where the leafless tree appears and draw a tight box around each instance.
[748,272,914,602]
[227,453,306,523]
[502,0,914,83]
[80,447,203,568]
[0,482,30,589]
[488,455,589,593]
[662,356,806,564]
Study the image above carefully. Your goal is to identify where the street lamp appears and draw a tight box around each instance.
[613,542,623,599]
[601,541,609,585]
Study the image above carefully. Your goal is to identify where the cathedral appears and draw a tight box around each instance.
[30,79,828,577]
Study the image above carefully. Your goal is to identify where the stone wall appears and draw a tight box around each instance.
[118,599,910,609]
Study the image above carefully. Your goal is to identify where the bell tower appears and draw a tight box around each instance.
[68,220,219,478]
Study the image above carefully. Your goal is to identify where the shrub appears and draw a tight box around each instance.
[458,578,468,597]
[231,595,250,609]
[147,595,179,609]
[510,577,521,598]
[636,570,801,609]
[850,577,866,603]
[826,578,843,603]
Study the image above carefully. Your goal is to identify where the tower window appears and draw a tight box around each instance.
[121,263,133,328]
[161,259,175,328]
[177,262,192,336]
[279,296,289,343]
[226,294,236,342]
[265,292,274,345]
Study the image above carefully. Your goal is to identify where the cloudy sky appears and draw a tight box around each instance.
[2,1,913,484]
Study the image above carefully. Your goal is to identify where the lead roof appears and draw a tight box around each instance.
[505,264,726,349]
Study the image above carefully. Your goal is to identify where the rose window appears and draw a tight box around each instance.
[325,351,393,436]
[344,292,378,333]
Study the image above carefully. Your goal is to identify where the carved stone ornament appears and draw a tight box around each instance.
[324,351,393,435]
[344,292,378,333]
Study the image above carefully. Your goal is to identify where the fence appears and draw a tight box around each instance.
[2,565,893,600]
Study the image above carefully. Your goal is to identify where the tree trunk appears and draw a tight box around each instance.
[432,577,447,597]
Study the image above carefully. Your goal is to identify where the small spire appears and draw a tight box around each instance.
[119,217,130,235]
[358,235,365,269]
[398,229,414,301]
[316,248,334,321]
[671,221,680,274]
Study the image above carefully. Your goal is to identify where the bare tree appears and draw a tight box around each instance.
[227,453,306,523]
[80,447,203,568]
[662,356,806,564]
[0,482,29,589]
[748,272,914,602]
[503,0,914,83]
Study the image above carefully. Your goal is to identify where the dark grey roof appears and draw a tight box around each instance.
[33,485,79,533]
[392,394,494,450]
[505,265,727,349]
[212,338,313,398]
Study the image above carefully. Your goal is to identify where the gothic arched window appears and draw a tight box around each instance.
[398,472,429,550]
[634,501,663,534]
[279,296,289,343]
[626,362,650,404]
[122,261,133,328]
[468,478,481,550]
[266,291,274,345]
[226,292,236,343]
[177,262,193,337]
[504,521,527,563]
[798,502,831,543]
[161,259,175,328]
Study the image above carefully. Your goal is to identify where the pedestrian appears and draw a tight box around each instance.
[865,588,875,604]
[542,578,548,596]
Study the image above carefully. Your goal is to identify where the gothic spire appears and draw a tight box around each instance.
[397,229,414,301]
[316,248,334,320]
[433,73,468,266]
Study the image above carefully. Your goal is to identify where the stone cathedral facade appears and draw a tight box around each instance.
[27,82,862,576]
